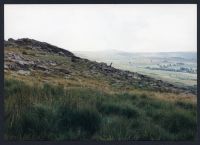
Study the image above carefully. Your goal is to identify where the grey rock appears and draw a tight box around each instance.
[44,70,51,75]
[64,75,71,79]
[127,73,133,77]
[35,65,49,71]
[17,70,30,75]
[8,63,18,70]
[58,51,65,56]
[4,64,9,69]
[14,60,35,70]
[12,54,21,60]
[49,62,57,66]
[55,68,70,74]
[8,38,15,42]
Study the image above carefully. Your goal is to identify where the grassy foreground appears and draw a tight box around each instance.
[5,78,197,141]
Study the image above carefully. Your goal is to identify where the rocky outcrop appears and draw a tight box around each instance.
[4,38,196,95]
[17,70,31,76]
[5,38,75,57]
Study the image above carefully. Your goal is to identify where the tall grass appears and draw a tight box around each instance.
[4,79,197,140]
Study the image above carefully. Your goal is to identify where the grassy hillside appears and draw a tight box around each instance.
[5,78,197,140]
[4,38,197,140]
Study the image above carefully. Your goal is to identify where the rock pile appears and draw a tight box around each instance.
[5,38,75,57]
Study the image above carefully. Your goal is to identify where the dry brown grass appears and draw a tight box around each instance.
[125,88,196,104]
[152,92,196,103]
[5,69,196,105]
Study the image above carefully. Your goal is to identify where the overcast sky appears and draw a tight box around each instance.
[5,4,197,52]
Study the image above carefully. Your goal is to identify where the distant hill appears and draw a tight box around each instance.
[75,50,197,62]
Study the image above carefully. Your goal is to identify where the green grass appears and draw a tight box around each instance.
[4,78,197,140]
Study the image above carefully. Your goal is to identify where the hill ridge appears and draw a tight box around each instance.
[4,38,196,95]
[5,38,75,57]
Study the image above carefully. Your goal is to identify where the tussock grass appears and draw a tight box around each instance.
[97,102,139,118]
[4,79,197,140]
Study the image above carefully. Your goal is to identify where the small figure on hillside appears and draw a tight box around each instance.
[71,57,75,62]
[109,62,112,67]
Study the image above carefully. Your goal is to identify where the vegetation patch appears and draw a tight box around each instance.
[4,78,197,140]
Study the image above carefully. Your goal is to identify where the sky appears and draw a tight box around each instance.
[4,4,197,52]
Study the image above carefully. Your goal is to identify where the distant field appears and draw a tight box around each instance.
[75,51,197,87]
[113,65,197,87]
